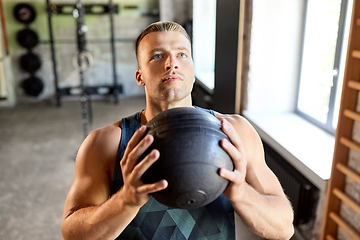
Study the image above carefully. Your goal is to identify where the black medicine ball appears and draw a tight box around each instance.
[140,107,234,209]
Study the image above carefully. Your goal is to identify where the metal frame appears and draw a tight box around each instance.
[295,0,350,135]
[47,3,118,15]
[46,0,124,138]
[46,0,123,108]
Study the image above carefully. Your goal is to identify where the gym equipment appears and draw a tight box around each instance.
[13,3,36,25]
[14,3,44,97]
[16,28,39,49]
[71,49,94,73]
[46,0,122,108]
[74,0,91,138]
[21,76,44,96]
[46,0,122,138]
[140,107,234,209]
[19,52,42,73]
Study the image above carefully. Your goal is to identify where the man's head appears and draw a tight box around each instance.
[135,21,191,64]
[134,21,195,106]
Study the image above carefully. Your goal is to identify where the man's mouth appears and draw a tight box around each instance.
[161,75,183,82]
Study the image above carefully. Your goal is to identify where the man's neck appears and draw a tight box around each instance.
[141,98,193,125]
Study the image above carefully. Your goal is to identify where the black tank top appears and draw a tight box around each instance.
[111,107,235,240]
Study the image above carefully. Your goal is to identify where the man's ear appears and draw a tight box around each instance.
[135,69,145,86]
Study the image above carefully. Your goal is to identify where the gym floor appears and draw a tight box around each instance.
[0,96,299,240]
[0,96,147,240]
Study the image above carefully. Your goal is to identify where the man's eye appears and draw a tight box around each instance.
[179,53,186,58]
[152,54,162,60]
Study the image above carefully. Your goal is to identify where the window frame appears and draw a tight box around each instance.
[295,0,350,135]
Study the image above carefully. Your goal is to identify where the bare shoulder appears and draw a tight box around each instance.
[76,121,122,172]
[214,112,247,126]
[214,112,264,163]
[214,112,258,139]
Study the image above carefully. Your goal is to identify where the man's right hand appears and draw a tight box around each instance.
[120,125,168,207]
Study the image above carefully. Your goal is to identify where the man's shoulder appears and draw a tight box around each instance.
[75,124,122,175]
[214,112,249,128]
[214,111,260,144]
[79,124,122,162]
[91,122,122,140]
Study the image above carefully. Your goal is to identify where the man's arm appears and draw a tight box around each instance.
[217,114,294,240]
[61,125,167,240]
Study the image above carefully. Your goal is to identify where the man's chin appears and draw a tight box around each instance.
[159,89,191,103]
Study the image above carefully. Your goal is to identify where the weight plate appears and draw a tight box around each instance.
[19,52,42,73]
[21,76,44,97]
[16,28,39,49]
[13,3,36,24]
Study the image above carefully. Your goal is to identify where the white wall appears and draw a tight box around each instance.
[247,0,305,113]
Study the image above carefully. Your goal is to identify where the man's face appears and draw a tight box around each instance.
[135,31,195,104]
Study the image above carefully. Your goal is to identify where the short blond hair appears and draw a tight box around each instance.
[135,21,191,61]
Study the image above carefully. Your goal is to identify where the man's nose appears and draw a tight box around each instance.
[165,55,178,71]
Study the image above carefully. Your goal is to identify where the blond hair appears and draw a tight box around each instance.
[135,21,191,61]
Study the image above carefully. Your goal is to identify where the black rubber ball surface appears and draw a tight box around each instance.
[140,107,233,209]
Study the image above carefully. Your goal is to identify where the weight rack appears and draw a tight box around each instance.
[46,0,123,107]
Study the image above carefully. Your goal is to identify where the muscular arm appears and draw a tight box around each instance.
[217,114,294,240]
[62,125,167,240]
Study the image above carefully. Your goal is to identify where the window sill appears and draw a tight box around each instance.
[243,111,335,192]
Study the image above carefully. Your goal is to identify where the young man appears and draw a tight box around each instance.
[62,21,294,240]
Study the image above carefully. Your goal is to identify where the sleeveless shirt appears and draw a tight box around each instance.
[111,107,235,240]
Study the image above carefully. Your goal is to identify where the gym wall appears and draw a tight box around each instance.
[2,0,161,102]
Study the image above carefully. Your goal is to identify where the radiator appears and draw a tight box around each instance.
[263,141,319,225]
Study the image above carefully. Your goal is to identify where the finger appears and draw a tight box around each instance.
[123,134,154,174]
[219,168,244,185]
[221,138,243,163]
[122,125,147,166]
[221,119,246,155]
[132,149,160,179]
[137,179,168,194]
[221,138,247,176]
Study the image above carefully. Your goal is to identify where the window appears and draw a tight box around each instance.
[296,0,352,134]
[192,0,217,91]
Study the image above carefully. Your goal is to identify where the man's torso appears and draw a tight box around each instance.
[109,108,235,240]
